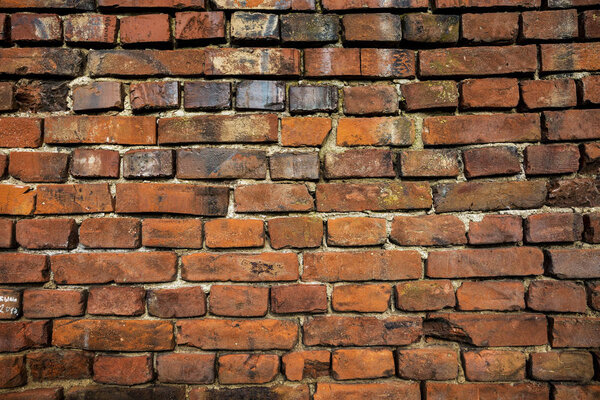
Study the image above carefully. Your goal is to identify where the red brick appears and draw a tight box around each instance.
[16,218,77,250]
[234,183,313,212]
[79,217,140,249]
[0,289,20,319]
[23,289,85,318]
[337,117,414,146]
[391,215,466,246]
[428,247,543,278]
[0,320,49,352]
[51,252,177,284]
[87,286,145,316]
[0,355,25,388]
[522,79,577,110]
[315,382,419,400]
[89,49,205,76]
[218,354,278,384]
[213,0,289,8]
[157,353,215,384]
[0,185,35,215]
[93,354,153,385]
[269,151,318,180]
[457,281,525,311]
[527,280,586,313]
[426,383,548,400]
[120,14,171,44]
[423,113,540,145]
[547,178,600,207]
[122,149,173,179]
[522,10,578,40]
[461,78,519,109]
[99,0,206,7]
[182,252,299,282]
[0,118,42,148]
[402,81,458,110]
[584,213,600,243]
[142,218,203,248]
[396,348,458,381]
[324,149,394,179]
[547,249,600,278]
[0,82,14,111]
[343,85,398,115]
[304,48,360,77]
[332,348,394,380]
[281,117,331,147]
[130,82,179,111]
[542,43,600,72]
[303,250,421,282]
[209,285,268,317]
[116,183,228,216]
[27,350,91,381]
[0,218,14,249]
[175,11,225,40]
[177,319,298,350]
[205,218,264,248]
[282,350,330,381]
[0,254,47,284]
[323,0,427,8]
[0,48,84,76]
[463,146,520,178]
[271,284,327,314]
[400,149,459,177]
[552,317,600,348]
[53,319,174,351]
[360,48,416,78]
[9,152,68,183]
[526,213,583,243]
[35,183,113,215]
[545,109,600,141]
[11,13,61,42]
[64,14,118,44]
[327,217,387,247]
[531,352,594,381]
[395,280,455,311]
[463,350,526,381]
[46,116,155,145]
[461,13,519,43]
[590,282,600,310]
[343,13,402,42]
[554,385,600,400]
[205,48,300,76]
[332,284,391,312]
[583,10,600,38]
[581,75,600,104]
[73,81,123,112]
[70,149,120,178]
[148,287,206,318]
[268,216,323,249]
[525,144,580,175]
[420,46,537,77]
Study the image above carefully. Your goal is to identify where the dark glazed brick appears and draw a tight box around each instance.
[231,12,279,41]
[184,81,231,110]
[236,80,285,111]
[15,81,70,112]
[123,149,174,179]
[281,14,339,43]
[289,85,338,113]
[73,82,123,112]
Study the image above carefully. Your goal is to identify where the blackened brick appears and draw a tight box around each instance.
[289,85,338,113]
[184,81,230,110]
[123,149,174,179]
[281,14,339,43]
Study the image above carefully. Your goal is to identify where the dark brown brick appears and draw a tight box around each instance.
[177,148,266,179]
[73,82,123,112]
[463,146,520,178]
[270,152,319,180]
[123,149,174,179]
[130,81,179,111]
[184,81,230,110]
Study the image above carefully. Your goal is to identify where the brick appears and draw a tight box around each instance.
[205,48,300,76]
[205,218,264,248]
[332,349,394,380]
[304,48,360,77]
[0,48,84,76]
[0,118,42,148]
[361,48,416,78]
[177,319,298,350]
[552,317,600,347]
[527,280,586,313]
[236,80,285,111]
[428,247,543,278]
[130,81,179,111]
[423,113,540,145]
[457,281,525,311]
[343,13,402,42]
[234,183,313,212]
[303,250,422,282]
[325,149,394,179]
[23,289,84,318]
[15,80,69,113]
[219,354,278,384]
[590,282,600,310]
[317,182,431,212]
[73,82,123,112]
[270,152,319,180]
[425,313,547,346]
[531,352,594,381]
[463,350,525,381]
[463,146,520,178]
[461,78,519,109]
[98,0,206,7]
[271,284,327,314]
[315,383,419,400]
[71,149,120,178]
[395,280,455,311]
[53,319,174,351]
[89,49,205,76]
[159,114,277,144]
[11,13,61,42]
[281,117,331,147]
[327,217,387,247]
[0,254,48,284]
[400,149,459,177]
[184,81,230,110]
[16,218,77,250]
[0,321,49,352]
[522,79,577,110]
[175,11,224,41]
[332,284,391,312]
[116,183,228,216]
[584,213,600,243]
[547,178,600,207]
[0,0,95,8]
[45,116,155,145]
[461,12,519,42]
[209,285,268,317]
[51,252,177,284]
[0,154,6,178]
[402,81,458,111]
[391,215,466,246]
[436,0,540,6]
[231,12,279,41]
[427,383,548,400]
[0,82,14,111]
[545,109,600,141]
[93,354,153,385]
[554,385,600,400]
[292,0,314,9]
[213,0,290,9]
[87,286,145,316]
[0,355,25,388]
[35,183,113,214]
[547,249,600,278]
[27,350,91,381]
[433,181,547,212]
[403,13,459,43]
[191,386,309,400]
[65,387,185,400]
[0,185,35,215]
[157,353,215,384]
[583,10,600,38]
[0,13,5,41]
[525,144,579,175]
[396,348,458,381]
[123,149,173,179]
[304,316,422,346]
[148,287,206,318]
[282,350,330,381]
[522,10,578,40]
[79,218,140,249]
[178,148,265,180]
[337,117,415,146]
[582,75,600,104]
[64,14,117,44]
[281,14,338,43]
[420,46,537,77]
[343,85,397,115]
[323,0,427,8]
[120,14,171,44]
[268,216,323,249]
[142,218,203,248]
[526,213,583,243]
[182,252,299,282]
[0,289,20,319]
[289,85,338,114]
[542,43,600,72]
[9,152,68,183]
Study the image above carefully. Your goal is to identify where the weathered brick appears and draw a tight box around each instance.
[463,146,520,178]
[16,218,77,250]
[436,0,540,7]
[0,48,84,76]
[184,81,230,110]
[526,213,583,243]
[236,80,285,111]
[191,386,309,400]
[332,284,391,312]
[23,289,85,318]
[148,286,206,318]
[281,117,331,147]
[343,13,402,42]
[64,14,117,44]
[323,0,427,8]
[209,285,268,317]
[0,185,35,215]
[545,109,600,141]
[461,78,519,109]
[324,149,394,179]
[361,48,416,78]
[403,13,459,43]
[583,10,600,38]
[157,353,215,384]
[0,355,25,388]
[35,184,113,215]
[93,354,153,385]
[79,217,140,249]
[15,80,69,113]
[542,43,600,72]
[524,144,579,175]
[98,0,206,7]
[522,10,578,40]
[70,149,120,178]
[457,281,525,311]
[396,280,455,311]
[205,48,300,76]
[130,81,179,111]
[0,82,14,111]
[271,284,327,314]
[89,49,205,76]
[547,178,600,207]
[0,254,48,284]
[461,12,519,42]
[531,352,594,381]
[546,249,600,278]
[304,48,360,77]
[45,116,156,145]
[0,0,95,9]
[337,117,414,146]
[175,11,224,41]
[0,288,20,319]
[234,183,313,212]
[522,79,577,110]
[289,85,338,113]
[0,118,42,148]
[88,286,145,316]
[27,350,91,381]
[123,149,173,179]
[391,215,466,246]
[344,85,398,115]
[270,152,319,180]
[468,214,523,244]
[65,386,185,400]
[584,213,600,243]
[142,218,203,248]
[205,218,264,248]
[282,350,330,381]
[11,13,61,42]
[281,14,338,43]
[332,348,394,380]
[177,148,266,179]
[0,154,6,178]
[120,14,171,44]
[463,350,525,382]
[397,348,458,381]
[327,217,387,247]
[218,354,278,384]
[552,317,600,348]
[268,216,323,249]
[402,81,458,111]
[400,149,459,177]
[426,383,548,400]
[553,385,600,400]
[527,280,586,313]
[213,0,290,9]
[73,82,123,112]
[9,152,68,183]
[0,320,49,352]
[581,75,600,105]
[231,12,279,41]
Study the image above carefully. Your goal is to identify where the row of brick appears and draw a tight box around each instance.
[1,10,599,46]
[2,44,600,77]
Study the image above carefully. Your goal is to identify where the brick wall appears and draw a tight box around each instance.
[0,0,599,398]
